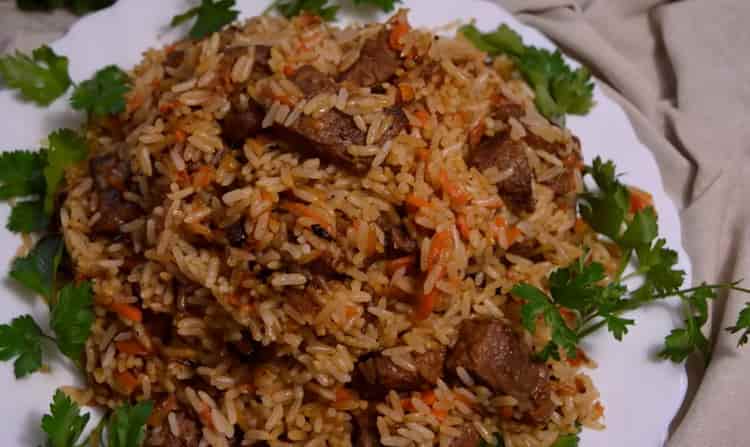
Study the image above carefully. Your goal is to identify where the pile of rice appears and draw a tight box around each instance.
[60,10,612,447]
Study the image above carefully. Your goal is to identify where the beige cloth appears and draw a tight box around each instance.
[498,1,750,446]
[1,0,749,444]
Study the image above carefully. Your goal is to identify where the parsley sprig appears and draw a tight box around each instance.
[513,157,750,363]
[170,0,240,39]
[42,390,152,447]
[460,23,594,124]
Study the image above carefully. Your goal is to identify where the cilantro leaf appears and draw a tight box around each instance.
[276,0,340,21]
[605,315,634,341]
[579,158,630,240]
[634,238,685,297]
[41,389,91,447]
[0,45,72,106]
[71,65,130,117]
[514,283,578,359]
[50,281,94,361]
[10,234,64,299]
[352,0,403,13]
[551,432,580,447]
[7,200,48,233]
[549,261,605,312]
[0,315,44,377]
[727,302,750,347]
[171,0,239,40]
[107,400,154,447]
[0,150,47,199]
[460,24,594,122]
[43,129,88,213]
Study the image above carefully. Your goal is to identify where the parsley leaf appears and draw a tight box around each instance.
[0,45,72,106]
[275,0,340,21]
[620,207,658,249]
[514,283,578,359]
[41,389,91,447]
[352,0,403,12]
[548,260,605,312]
[726,302,750,347]
[50,281,94,361]
[71,65,131,117]
[107,400,154,447]
[551,432,580,447]
[171,0,239,40]
[43,129,88,213]
[0,150,47,199]
[7,199,48,233]
[10,234,64,299]
[460,24,594,123]
[578,157,630,240]
[660,286,715,363]
[634,238,684,297]
[0,315,44,378]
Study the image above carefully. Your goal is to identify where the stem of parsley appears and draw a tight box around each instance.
[576,282,750,339]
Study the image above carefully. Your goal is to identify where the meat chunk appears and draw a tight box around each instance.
[377,214,417,257]
[286,289,321,317]
[225,219,247,247]
[290,65,337,97]
[339,30,402,88]
[379,106,409,142]
[164,49,185,68]
[220,99,264,148]
[253,45,272,76]
[467,133,535,213]
[356,349,445,393]
[89,154,142,234]
[352,410,382,447]
[448,424,481,447]
[446,319,553,422]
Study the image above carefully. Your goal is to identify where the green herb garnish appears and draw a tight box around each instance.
[10,235,64,300]
[460,23,594,124]
[171,0,240,39]
[43,129,89,213]
[71,65,131,117]
[0,45,72,106]
[0,315,45,378]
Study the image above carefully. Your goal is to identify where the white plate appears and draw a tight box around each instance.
[0,1,689,445]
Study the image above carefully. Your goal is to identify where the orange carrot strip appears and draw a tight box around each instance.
[506,226,522,246]
[110,303,143,323]
[401,398,415,411]
[456,214,470,241]
[398,83,415,102]
[115,339,150,356]
[469,121,486,147]
[389,21,409,50]
[439,169,470,206]
[415,147,430,162]
[283,65,296,77]
[115,371,139,395]
[427,230,451,270]
[500,405,514,419]
[414,110,430,128]
[432,408,448,421]
[421,390,436,406]
[192,165,214,189]
[414,289,438,321]
[281,201,334,235]
[574,217,587,234]
[335,387,354,403]
[405,194,430,213]
[386,255,416,276]
[628,186,653,213]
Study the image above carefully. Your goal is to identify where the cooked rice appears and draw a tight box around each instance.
[61,10,608,447]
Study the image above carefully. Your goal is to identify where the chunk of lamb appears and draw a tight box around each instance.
[339,29,402,88]
[446,319,553,422]
[352,410,382,447]
[356,349,445,394]
[467,133,535,213]
[220,99,265,148]
[89,154,141,234]
[274,66,407,173]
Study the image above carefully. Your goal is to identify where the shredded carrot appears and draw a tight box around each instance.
[174,129,186,143]
[198,403,214,429]
[415,147,430,162]
[499,405,514,419]
[283,64,296,77]
[401,398,415,411]
[420,390,436,406]
[110,302,143,323]
[593,402,604,418]
[628,186,653,213]
[115,339,150,356]
[344,305,358,318]
[414,110,430,128]
[192,165,214,189]
[439,169,470,206]
[389,21,409,50]
[405,194,430,213]
[398,83,415,102]
[148,394,177,427]
[164,44,177,55]
[574,217,587,235]
[506,226,522,246]
[432,408,447,421]
[414,289,438,321]
[427,230,452,270]
[281,201,334,236]
[563,154,584,171]
[335,387,354,403]
[226,293,241,307]
[456,214,471,240]
[160,101,180,114]
[175,170,190,187]
[386,255,416,276]
[469,121,486,147]
[115,371,139,395]
[367,226,378,257]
